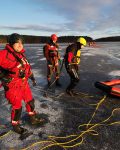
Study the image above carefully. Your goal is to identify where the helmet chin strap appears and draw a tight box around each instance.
[81,45,84,48]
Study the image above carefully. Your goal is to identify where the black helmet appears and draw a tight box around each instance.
[8,33,24,45]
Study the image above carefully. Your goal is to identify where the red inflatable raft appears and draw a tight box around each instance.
[95,79,120,97]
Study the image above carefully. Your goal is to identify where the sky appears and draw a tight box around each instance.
[0,0,120,39]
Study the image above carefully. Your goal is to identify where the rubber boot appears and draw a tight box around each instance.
[13,124,28,134]
[11,108,27,134]
[30,114,44,125]
[56,79,62,87]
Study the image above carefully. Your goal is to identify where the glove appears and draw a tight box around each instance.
[0,72,4,79]
[29,73,37,86]
[67,63,72,71]
[32,80,37,86]
[2,77,12,83]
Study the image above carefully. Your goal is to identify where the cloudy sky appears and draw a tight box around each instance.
[0,0,120,39]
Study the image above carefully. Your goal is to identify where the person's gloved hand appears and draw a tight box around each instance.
[2,77,12,83]
[32,80,37,86]
[29,73,37,86]
[67,64,72,71]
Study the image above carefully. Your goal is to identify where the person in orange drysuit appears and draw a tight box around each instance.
[0,33,44,134]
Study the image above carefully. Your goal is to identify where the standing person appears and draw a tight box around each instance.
[64,37,87,96]
[43,34,62,87]
[0,33,44,135]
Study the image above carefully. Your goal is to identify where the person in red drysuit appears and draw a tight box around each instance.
[0,33,44,134]
[43,34,62,87]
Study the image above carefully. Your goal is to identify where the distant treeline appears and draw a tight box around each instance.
[0,35,93,43]
[95,36,120,42]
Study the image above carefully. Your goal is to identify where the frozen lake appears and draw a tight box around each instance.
[0,42,120,150]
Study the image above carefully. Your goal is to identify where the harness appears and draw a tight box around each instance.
[7,47,31,79]
[44,42,59,67]
[49,46,58,60]
[65,43,81,65]
[6,48,24,67]
[72,49,81,64]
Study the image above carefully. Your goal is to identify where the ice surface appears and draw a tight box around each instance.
[0,42,120,149]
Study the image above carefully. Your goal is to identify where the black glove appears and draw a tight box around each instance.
[0,72,4,79]
[2,77,12,83]
[67,64,73,71]
[32,80,37,86]
[29,74,37,86]
[0,66,15,75]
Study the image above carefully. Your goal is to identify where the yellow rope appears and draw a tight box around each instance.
[0,130,12,139]
[85,95,107,128]
[22,141,54,150]
[21,94,120,150]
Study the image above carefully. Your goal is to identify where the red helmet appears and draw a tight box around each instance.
[51,34,58,42]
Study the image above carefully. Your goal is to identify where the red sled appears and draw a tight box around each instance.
[95,79,120,97]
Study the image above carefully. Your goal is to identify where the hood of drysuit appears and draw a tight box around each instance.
[5,44,25,54]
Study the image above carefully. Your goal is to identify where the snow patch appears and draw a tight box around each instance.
[40,58,46,61]
[82,53,95,56]
[108,70,120,77]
